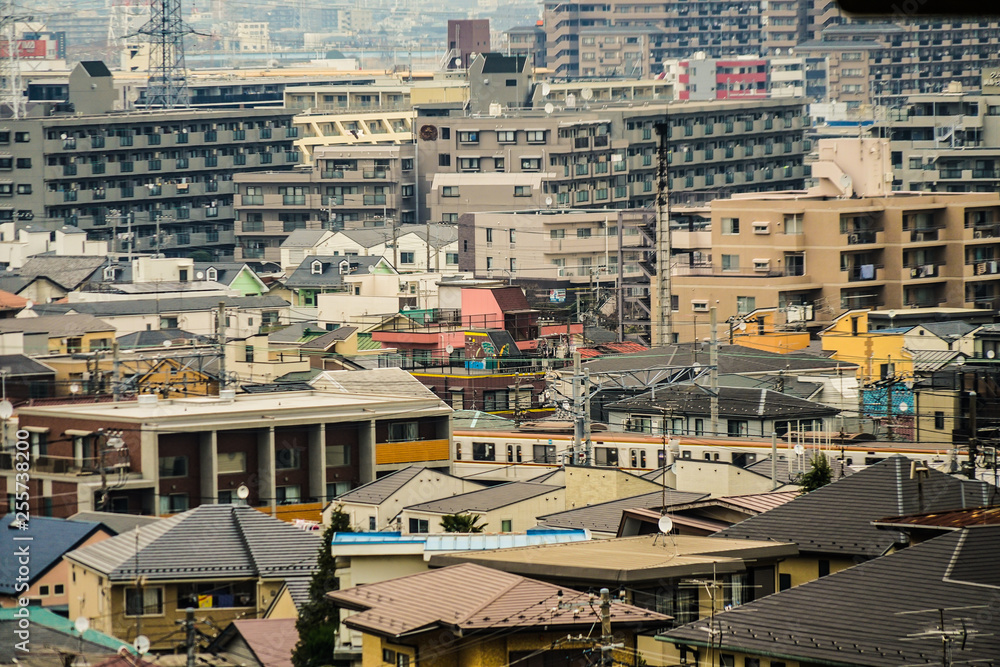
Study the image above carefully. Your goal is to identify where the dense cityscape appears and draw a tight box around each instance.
[1,0,1000,666]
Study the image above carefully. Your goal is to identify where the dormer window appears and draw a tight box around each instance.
[311,260,323,275]
[339,260,350,275]
[103,265,116,281]
[206,267,217,281]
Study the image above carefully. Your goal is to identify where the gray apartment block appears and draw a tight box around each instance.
[417,96,808,221]
[234,144,415,263]
[7,107,300,261]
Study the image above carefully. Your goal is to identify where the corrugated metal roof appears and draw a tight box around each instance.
[424,528,590,552]
[328,562,668,638]
[65,504,320,581]
[874,505,1000,530]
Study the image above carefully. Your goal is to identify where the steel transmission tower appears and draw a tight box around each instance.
[0,0,32,119]
[138,0,191,108]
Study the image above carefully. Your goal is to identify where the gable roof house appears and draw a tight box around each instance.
[284,255,392,308]
[65,504,321,648]
[0,515,114,610]
[0,312,116,355]
[714,455,991,588]
[657,525,1000,667]
[328,562,669,667]
[401,481,565,534]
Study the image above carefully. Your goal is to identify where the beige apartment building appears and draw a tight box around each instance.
[668,190,1000,343]
[234,144,415,262]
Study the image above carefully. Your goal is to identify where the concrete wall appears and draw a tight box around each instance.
[562,466,660,510]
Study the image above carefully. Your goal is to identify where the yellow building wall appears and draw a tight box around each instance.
[46,330,117,356]
[778,556,856,589]
[821,312,911,380]
[563,467,660,509]
[264,587,300,619]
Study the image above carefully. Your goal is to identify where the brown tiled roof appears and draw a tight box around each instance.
[490,286,531,312]
[676,490,801,515]
[873,505,1000,530]
[227,619,298,667]
[328,562,668,638]
[0,290,27,310]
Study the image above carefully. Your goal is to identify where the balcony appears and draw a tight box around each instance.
[907,264,940,279]
[846,264,882,282]
[845,230,879,245]
[910,228,943,243]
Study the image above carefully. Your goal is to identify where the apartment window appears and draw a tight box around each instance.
[514,185,531,197]
[721,254,740,272]
[497,130,516,143]
[509,229,516,244]
[15,158,30,169]
[158,455,188,478]
[408,518,429,533]
[276,447,301,470]
[935,411,946,430]
[389,421,419,442]
[159,494,188,514]
[442,186,459,197]
[15,184,30,194]
[278,185,306,205]
[54,584,64,595]
[521,157,541,170]
[326,444,351,467]
[472,442,496,461]
[458,130,479,143]
[494,157,505,171]
[446,252,458,265]
[218,451,246,474]
[577,228,591,238]
[125,587,164,616]
[550,229,565,239]
[276,485,301,504]
[526,130,546,143]
[737,296,756,314]
[242,186,263,205]
[459,157,480,171]
[727,420,749,437]
[784,214,803,234]
[721,217,740,235]
[369,516,377,531]
[400,251,415,264]
[327,481,350,499]
[14,132,29,142]
[438,154,451,167]
[501,519,512,532]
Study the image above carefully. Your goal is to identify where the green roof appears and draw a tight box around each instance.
[356,332,383,351]
[0,607,136,654]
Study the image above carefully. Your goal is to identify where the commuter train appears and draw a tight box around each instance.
[452,427,958,482]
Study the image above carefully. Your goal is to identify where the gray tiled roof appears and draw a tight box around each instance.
[0,313,114,336]
[339,228,394,248]
[283,576,312,609]
[31,294,288,317]
[405,482,563,514]
[0,515,105,593]
[0,353,56,377]
[608,385,840,419]
[68,511,162,536]
[115,328,210,349]
[299,327,357,350]
[715,456,991,557]
[918,320,977,340]
[65,504,320,581]
[582,344,857,376]
[336,466,428,505]
[17,255,107,289]
[280,229,331,248]
[536,489,708,534]
[661,526,1000,665]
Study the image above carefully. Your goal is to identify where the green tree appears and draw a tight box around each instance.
[292,505,353,667]
[440,512,487,533]
[798,453,833,494]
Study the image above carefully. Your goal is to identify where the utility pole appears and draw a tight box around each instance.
[217,301,227,390]
[599,587,613,667]
[710,307,719,438]
[179,607,196,667]
[654,118,672,346]
[112,340,121,402]
[968,390,978,480]
[571,350,585,465]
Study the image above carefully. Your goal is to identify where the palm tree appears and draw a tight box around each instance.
[440,512,487,533]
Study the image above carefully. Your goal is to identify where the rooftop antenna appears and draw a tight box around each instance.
[138,0,196,108]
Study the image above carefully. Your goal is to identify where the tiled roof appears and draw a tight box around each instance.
[32,295,289,317]
[0,515,107,594]
[115,328,210,350]
[65,504,320,581]
[0,353,56,377]
[280,229,331,248]
[661,526,1000,665]
[672,490,801,516]
[0,313,114,337]
[0,607,135,662]
[285,255,386,289]
[17,255,106,289]
[919,321,977,340]
[582,344,858,375]
[328,562,669,639]
[405,482,563,514]
[68,511,162,536]
[0,289,27,310]
[299,326,357,350]
[609,385,840,419]
[714,456,991,557]
[911,349,962,372]
[225,619,298,667]
[282,576,312,609]
[537,489,708,535]
[490,286,531,313]
[874,505,1000,530]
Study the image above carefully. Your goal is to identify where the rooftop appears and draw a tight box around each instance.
[405,481,563,515]
[609,385,840,419]
[537,489,709,535]
[0,515,107,594]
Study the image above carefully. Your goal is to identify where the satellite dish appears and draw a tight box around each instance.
[453,58,462,67]
[236,484,250,500]
[70,383,81,394]
[793,444,805,456]
[134,635,150,655]
[581,87,594,101]
[0,400,12,420]
[445,344,454,354]
[162,340,172,347]
[107,436,126,449]
[657,515,673,534]
[898,402,909,412]
[544,102,554,115]
[738,322,747,331]
[196,271,204,279]
[545,196,553,206]
[74,617,90,634]
[988,350,996,359]
[24,300,32,309]
[540,82,551,97]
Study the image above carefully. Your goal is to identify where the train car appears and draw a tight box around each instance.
[452,427,956,482]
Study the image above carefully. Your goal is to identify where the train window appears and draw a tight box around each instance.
[506,445,514,462]
[630,449,638,467]
[516,445,522,463]
[640,451,647,468]
[472,442,496,461]
[533,444,557,464]
[713,453,720,461]
[657,450,665,468]
[704,453,712,461]
[865,456,884,465]
[596,447,619,466]
[455,444,462,460]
